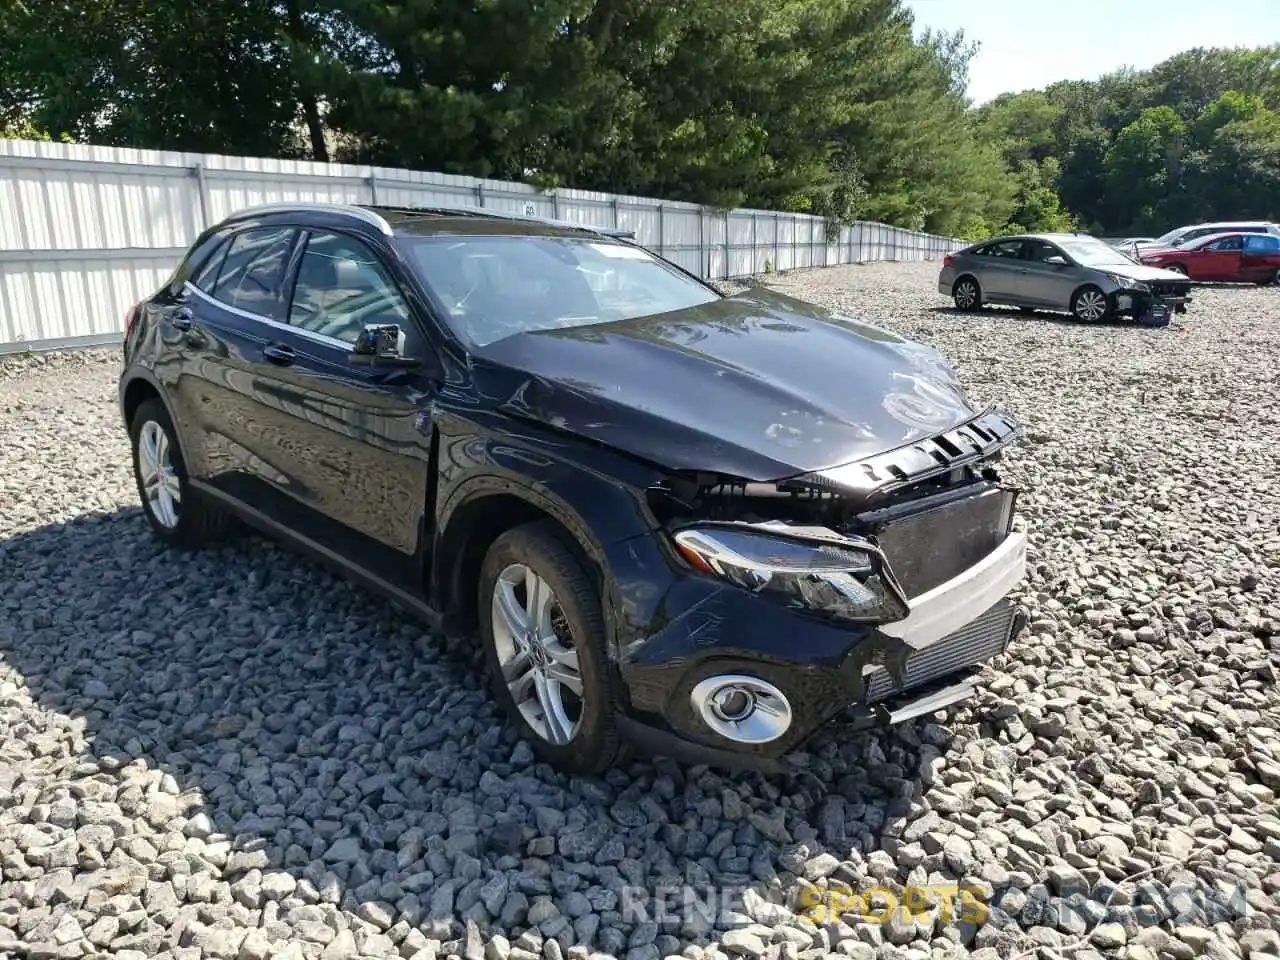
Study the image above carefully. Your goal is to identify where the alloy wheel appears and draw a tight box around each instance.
[490,563,584,745]
[1075,289,1108,322]
[137,420,182,528]
[954,280,977,309]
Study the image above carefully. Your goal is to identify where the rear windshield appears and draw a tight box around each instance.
[397,235,720,346]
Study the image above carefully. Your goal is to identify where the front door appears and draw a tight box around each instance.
[247,228,437,590]
[1197,235,1243,281]
[1016,239,1077,309]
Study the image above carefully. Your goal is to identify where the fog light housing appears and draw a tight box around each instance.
[690,674,792,744]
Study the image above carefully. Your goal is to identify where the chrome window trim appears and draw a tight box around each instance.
[185,281,352,352]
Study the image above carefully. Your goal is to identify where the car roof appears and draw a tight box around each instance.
[1179,220,1275,231]
[219,201,637,241]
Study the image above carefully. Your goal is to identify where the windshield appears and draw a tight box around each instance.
[398,235,720,346]
[1153,227,1190,246]
[1057,237,1139,267]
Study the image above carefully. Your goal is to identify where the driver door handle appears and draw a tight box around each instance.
[263,343,296,366]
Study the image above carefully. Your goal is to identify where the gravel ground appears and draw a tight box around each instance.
[1,260,1278,960]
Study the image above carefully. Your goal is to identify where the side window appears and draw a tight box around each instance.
[981,240,1024,259]
[1025,240,1068,265]
[167,232,226,296]
[1208,235,1243,252]
[191,236,229,293]
[1245,235,1280,253]
[209,227,297,318]
[288,232,412,344]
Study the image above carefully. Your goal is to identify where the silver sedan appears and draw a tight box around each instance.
[937,233,1192,322]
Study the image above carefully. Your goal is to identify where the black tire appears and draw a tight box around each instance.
[1070,285,1112,323]
[952,276,982,311]
[129,398,229,547]
[1018,306,1037,314]
[478,520,623,774]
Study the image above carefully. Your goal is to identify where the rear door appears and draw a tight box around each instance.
[164,224,305,506]
[1016,239,1076,308]
[240,228,438,590]
[970,239,1026,302]
[1240,235,1280,282]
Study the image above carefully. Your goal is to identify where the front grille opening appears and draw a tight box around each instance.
[864,600,1016,702]
[859,484,1016,598]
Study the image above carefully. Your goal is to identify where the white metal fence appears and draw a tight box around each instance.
[0,139,962,353]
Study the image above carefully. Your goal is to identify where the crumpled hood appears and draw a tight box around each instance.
[1112,261,1192,281]
[469,288,983,482]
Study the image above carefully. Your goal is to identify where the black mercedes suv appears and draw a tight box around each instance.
[118,202,1029,773]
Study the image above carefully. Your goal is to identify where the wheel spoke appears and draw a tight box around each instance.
[533,671,571,745]
[525,570,553,637]
[163,474,182,500]
[494,580,529,637]
[545,661,583,697]
[502,647,532,683]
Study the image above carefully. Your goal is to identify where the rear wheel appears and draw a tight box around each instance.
[129,399,229,547]
[952,276,982,311]
[1071,285,1111,323]
[478,520,623,774]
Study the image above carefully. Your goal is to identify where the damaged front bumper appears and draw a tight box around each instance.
[613,519,1030,772]
[1115,283,1192,319]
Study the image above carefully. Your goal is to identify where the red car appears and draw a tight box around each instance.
[1140,231,1280,285]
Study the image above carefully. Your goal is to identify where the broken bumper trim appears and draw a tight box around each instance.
[879,529,1027,649]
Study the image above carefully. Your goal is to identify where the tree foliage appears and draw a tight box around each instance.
[1,2,1277,238]
[977,46,1280,234]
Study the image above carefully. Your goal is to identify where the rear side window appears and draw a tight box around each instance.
[209,227,297,318]
[1245,235,1280,253]
[975,240,1024,259]
[166,232,226,296]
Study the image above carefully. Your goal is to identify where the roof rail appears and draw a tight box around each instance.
[224,202,394,236]
[367,203,636,240]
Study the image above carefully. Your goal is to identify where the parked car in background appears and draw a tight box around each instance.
[1130,221,1280,258]
[119,202,1031,773]
[1139,232,1280,285]
[938,233,1192,323]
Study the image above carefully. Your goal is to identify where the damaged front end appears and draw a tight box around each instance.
[620,406,1030,767]
[1115,276,1192,323]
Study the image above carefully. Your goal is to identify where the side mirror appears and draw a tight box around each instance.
[348,323,422,370]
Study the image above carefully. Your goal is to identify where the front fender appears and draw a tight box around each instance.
[429,408,673,655]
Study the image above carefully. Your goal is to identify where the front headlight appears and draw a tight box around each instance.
[1106,274,1150,292]
[672,523,909,625]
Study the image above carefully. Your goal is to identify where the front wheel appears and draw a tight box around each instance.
[1071,285,1112,323]
[952,277,982,311]
[129,398,228,547]
[478,520,623,774]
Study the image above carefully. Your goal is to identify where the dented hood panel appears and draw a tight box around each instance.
[470,289,981,481]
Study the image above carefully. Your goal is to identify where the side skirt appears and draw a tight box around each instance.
[192,480,446,633]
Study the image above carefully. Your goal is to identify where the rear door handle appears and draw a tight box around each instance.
[168,306,193,331]
[263,343,296,366]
